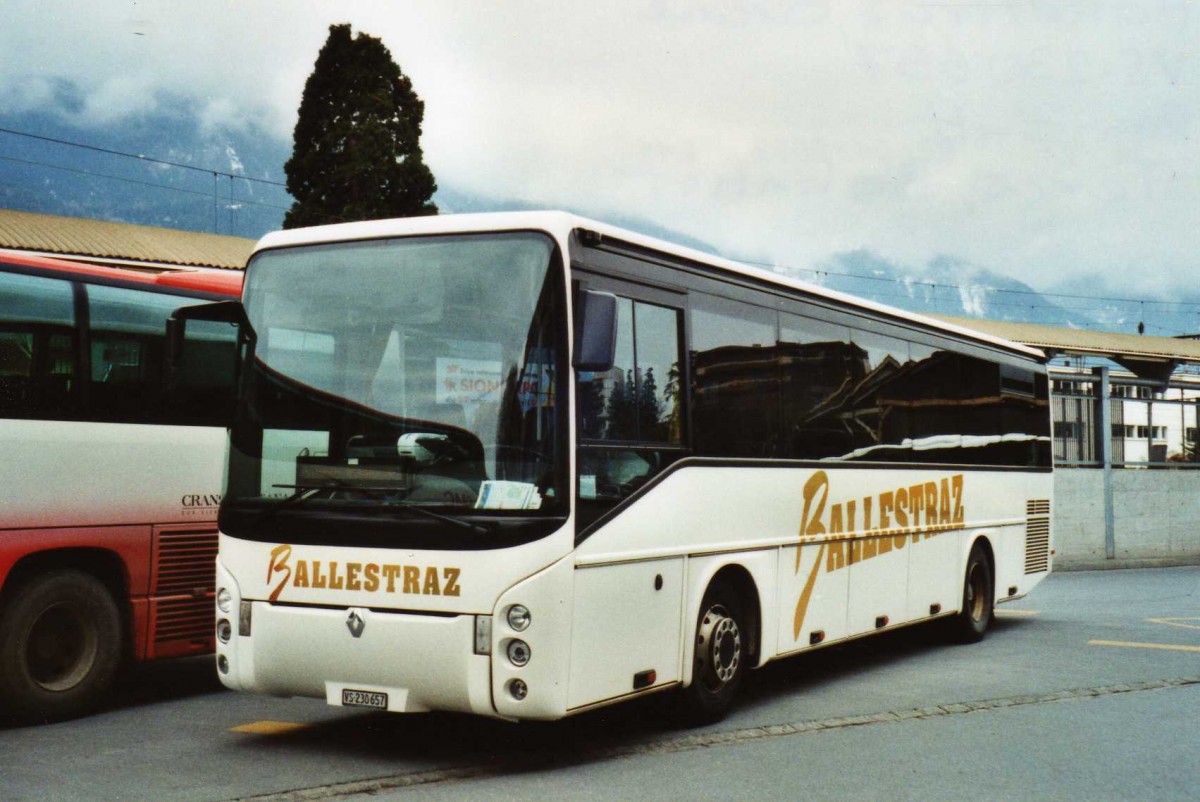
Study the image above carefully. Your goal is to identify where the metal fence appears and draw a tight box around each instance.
[1051,366,1200,469]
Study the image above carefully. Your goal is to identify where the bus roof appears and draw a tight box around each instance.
[252,211,1044,361]
[0,248,242,297]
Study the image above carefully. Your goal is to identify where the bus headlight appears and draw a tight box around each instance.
[217,619,232,644]
[507,639,531,667]
[217,587,232,614]
[506,604,531,632]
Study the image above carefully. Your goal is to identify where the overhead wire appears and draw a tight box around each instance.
[0,126,286,188]
[729,255,1200,335]
[0,155,290,211]
[0,130,364,227]
[752,258,1200,310]
[1,126,1195,323]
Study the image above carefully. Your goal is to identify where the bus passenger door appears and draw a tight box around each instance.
[574,284,688,531]
[570,278,690,708]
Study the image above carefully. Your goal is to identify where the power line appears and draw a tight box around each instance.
[3,126,1194,316]
[0,126,286,188]
[750,258,1200,310]
[0,154,290,212]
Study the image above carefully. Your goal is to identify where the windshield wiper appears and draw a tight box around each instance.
[251,482,344,529]
[379,501,492,534]
[264,482,491,535]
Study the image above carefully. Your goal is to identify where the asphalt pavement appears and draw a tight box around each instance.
[0,565,1196,801]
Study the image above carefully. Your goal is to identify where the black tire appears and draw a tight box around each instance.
[947,543,993,644]
[677,581,747,725]
[0,570,123,722]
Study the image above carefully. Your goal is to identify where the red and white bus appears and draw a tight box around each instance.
[0,249,242,721]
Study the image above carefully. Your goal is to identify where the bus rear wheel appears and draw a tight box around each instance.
[677,581,746,725]
[947,543,993,644]
[0,570,122,722]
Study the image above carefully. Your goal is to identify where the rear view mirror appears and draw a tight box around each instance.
[165,300,255,397]
[573,290,618,373]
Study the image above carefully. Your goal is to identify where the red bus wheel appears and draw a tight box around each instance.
[0,570,122,722]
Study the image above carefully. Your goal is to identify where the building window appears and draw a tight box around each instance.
[1053,379,1094,396]
[1129,425,1167,440]
[1054,421,1080,439]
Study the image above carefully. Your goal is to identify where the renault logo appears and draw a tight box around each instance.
[347,609,366,638]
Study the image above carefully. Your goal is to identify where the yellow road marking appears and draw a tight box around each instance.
[995,609,1040,617]
[1088,640,1200,654]
[230,720,314,735]
[1147,617,1200,632]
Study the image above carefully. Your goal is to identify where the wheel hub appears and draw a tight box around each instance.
[697,605,741,689]
[966,564,986,622]
[26,601,98,692]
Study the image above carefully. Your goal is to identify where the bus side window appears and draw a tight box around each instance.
[577,298,682,445]
[690,296,777,457]
[0,332,32,412]
[845,329,913,460]
[0,271,77,419]
[778,313,855,459]
[173,317,238,424]
[87,285,237,426]
[576,296,684,528]
[895,347,1051,467]
[87,283,163,422]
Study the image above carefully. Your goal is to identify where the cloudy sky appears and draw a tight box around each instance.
[2,1,1197,296]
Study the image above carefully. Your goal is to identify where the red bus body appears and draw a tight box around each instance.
[0,249,243,720]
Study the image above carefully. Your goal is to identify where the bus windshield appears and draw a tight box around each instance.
[222,231,567,548]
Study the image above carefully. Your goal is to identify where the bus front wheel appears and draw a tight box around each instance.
[677,581,746,725]
[947,543,993,644]
[0,570,123,722]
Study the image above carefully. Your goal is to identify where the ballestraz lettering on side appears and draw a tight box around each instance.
[266,545,461,603]
[792,470,966,640]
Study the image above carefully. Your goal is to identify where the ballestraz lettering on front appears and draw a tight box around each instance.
[792,470,966,640]
[266,544,461,603]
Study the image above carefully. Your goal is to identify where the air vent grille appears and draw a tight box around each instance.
[153,528,218,595]
[1025,500,1051,574]
[153,595,215,644]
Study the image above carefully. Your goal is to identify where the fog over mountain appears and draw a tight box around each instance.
[3,101,1197,337]
[0,103,290,239]
[781,251,1079,325]
[781,251,1200,337]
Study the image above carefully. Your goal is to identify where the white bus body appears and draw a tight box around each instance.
[215,212,1052,722]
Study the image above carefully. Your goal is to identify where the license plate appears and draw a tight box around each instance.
[341,689,388,710]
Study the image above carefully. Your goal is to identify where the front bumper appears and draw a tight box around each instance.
[215,560,495,717]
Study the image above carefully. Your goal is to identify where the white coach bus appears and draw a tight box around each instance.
[211,212,1052,723]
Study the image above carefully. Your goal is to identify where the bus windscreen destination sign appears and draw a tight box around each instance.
[435,357,503,405]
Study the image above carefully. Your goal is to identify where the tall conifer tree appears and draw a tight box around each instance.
[283,23,437,228]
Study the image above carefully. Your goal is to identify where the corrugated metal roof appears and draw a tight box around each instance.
[932,314,1200,364]
[0,209,252,270]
